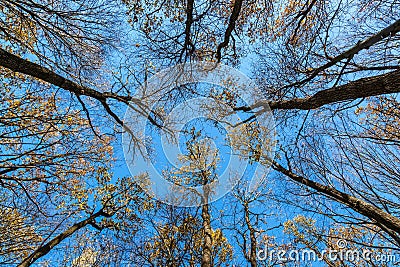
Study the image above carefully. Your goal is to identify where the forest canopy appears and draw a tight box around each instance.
[0,0,400,266]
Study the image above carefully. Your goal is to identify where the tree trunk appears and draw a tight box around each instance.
[244,202,257,267]
[272,161,400,241]
[19,209,110,267]
[201,184,213,267]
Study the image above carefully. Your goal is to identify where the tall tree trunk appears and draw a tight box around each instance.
[244,202,257,267]
[201,185,212,267]
[19,209,110,267]
[272,161,400,243]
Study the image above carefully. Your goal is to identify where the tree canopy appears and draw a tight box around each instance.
[0,0,400,266]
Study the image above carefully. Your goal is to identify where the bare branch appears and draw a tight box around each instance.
[284,19,400,88]
[215,0,243,62]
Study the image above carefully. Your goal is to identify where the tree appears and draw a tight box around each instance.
[169,128,232,267]
[0,203,42,265]
[0,1,148,265]
[283,215,396,266]
[1,0,400,265]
